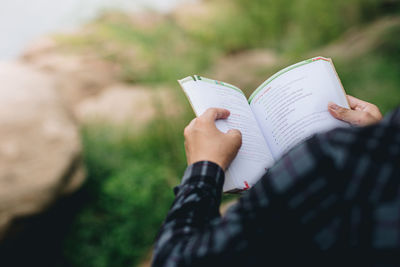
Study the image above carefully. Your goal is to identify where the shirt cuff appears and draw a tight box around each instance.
[174,161,225,195]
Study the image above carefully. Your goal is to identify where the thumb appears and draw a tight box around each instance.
[226,129,242,148]
[328,102,372,126]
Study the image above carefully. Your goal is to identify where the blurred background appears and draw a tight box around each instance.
[0,0,399,266]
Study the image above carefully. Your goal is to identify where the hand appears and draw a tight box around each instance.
[328,95,382,126]
[184,108,242,171]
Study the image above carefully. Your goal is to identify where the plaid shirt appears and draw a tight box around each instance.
[152,108,400,267]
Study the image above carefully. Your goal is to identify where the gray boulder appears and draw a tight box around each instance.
[0,62,84,241]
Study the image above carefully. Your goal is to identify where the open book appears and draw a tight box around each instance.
[179,56,349,193]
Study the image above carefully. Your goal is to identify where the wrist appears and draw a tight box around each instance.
[181,161,225,189]
[189,158,227,171]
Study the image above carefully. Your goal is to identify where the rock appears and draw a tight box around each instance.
[0,62,84,241]
[20,36,182,130]
[22,50,120,109]
[21,36,57,57]
[75,84,181,128]
[210,49,279,92]
[21,36,121,110]
[313,16,400,61]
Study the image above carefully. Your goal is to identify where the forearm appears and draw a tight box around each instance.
[152,161,225,266]
[152,159,292,266]
[153,108,400,266]
[152,139,335,266]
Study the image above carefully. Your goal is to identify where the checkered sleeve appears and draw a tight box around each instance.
[152,161,226,266]
[151,140,328,267]
[152,108,400,267]
[151,140,327,267]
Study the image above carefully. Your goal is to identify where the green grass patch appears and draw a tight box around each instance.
[336,28,400,114]
[62,116,189,267]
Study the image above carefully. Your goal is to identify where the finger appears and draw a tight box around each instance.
[328,102,373,126]
[347,95,382,120]
[184,118,196,137]
[201,108,230,123]
[226,129,242,149]
[187,118,196,128]
[347,95,368,111]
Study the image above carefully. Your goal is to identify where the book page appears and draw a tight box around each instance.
[179,76,274,192]
[249,57,349,159]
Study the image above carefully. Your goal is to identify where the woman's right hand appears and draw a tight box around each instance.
[328,95,382,126]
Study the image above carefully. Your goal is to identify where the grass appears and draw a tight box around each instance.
[338,56,400,114]
[61,114,189,266]
[55,1,400,266]
[61,114,243,267]
[336,26,400,114]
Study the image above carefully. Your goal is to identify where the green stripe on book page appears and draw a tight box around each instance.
[179,76,194,84]
[198,76,245,96]
[248,57,330,104]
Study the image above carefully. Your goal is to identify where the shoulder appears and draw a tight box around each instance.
[314,107,400,169]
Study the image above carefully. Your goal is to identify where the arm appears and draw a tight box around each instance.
[152,108,319,266]
[152,108,244,266]
[153,99,393,266]
[152,133,340,266]
[152,161,225,266]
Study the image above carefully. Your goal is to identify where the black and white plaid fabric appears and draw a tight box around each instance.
[152,108,400,267]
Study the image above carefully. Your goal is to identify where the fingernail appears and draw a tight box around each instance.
[328,102,339,110]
